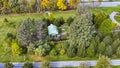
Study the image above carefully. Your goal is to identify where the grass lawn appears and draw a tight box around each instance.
[44,55,98,61]
[92,6,120,15]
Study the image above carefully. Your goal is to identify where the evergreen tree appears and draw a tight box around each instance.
[103,35,112,45]
[98,42,106,55]
[69,6,95,48]
[87,42,95,57]
[112,39,120,54]
[35,19,47,41]
[17,18,35,46]
[105,46,113,57]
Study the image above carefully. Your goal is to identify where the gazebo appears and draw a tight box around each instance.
[48,24,59,39]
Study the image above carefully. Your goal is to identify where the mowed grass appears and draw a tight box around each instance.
[92,6,120,15]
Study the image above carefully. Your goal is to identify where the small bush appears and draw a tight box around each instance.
[53,17,65,27]
[49,41,55,46]
[34,46,47,56]
[78,62,89,68]
[67,16,74,25]
[60,49,66,55]
[50,48,58,56]
[4,62,14,68]
[22,62,33,68]
[40,60,52,68]
[3,18,8,26]
[95,55,112,68]
[11,41,22,56]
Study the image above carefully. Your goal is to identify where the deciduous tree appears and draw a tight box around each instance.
[57,0,67,10]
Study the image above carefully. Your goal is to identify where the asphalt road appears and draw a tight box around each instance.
[0,60,120,68]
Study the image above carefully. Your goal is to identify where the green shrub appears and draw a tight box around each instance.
[49,41,55,46]
[4,62,14,68]
[34,46,47,56]
[48,13,55,24]
[42,17,51,26]
[22,62,33,68]
[95,55,112,68]
[11,41,22,56]
[43,43,51,54]
[99,19,113,36]
[40,60,52,68]
[61,42,69,50]
[94,11,107,29]
[67,16,74,25]
[78,62,89,68]
[50,48,58,56]
[60,49,66,55]
[3,18,8,26]
[53,17,65,27]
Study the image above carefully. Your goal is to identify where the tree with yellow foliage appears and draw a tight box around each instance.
[57,0,67,10]
[69,0,80,8]
[41,0,50,11]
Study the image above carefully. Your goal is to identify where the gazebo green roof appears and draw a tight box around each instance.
[48,24,58,36]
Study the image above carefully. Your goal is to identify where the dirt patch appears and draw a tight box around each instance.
[29,55,44,62]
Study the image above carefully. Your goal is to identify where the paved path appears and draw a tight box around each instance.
[0,60,120,68]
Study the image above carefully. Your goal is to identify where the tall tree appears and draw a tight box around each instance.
[41,0,50,11]
[69,0,80,8]
[69,6,95,57]
[57,0,67,10]
[17,18,36,46]
[49,0,58,10]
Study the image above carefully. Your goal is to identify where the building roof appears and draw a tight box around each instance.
[48,24,58,36]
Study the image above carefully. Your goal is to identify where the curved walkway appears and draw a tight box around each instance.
[0,60,120,68]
